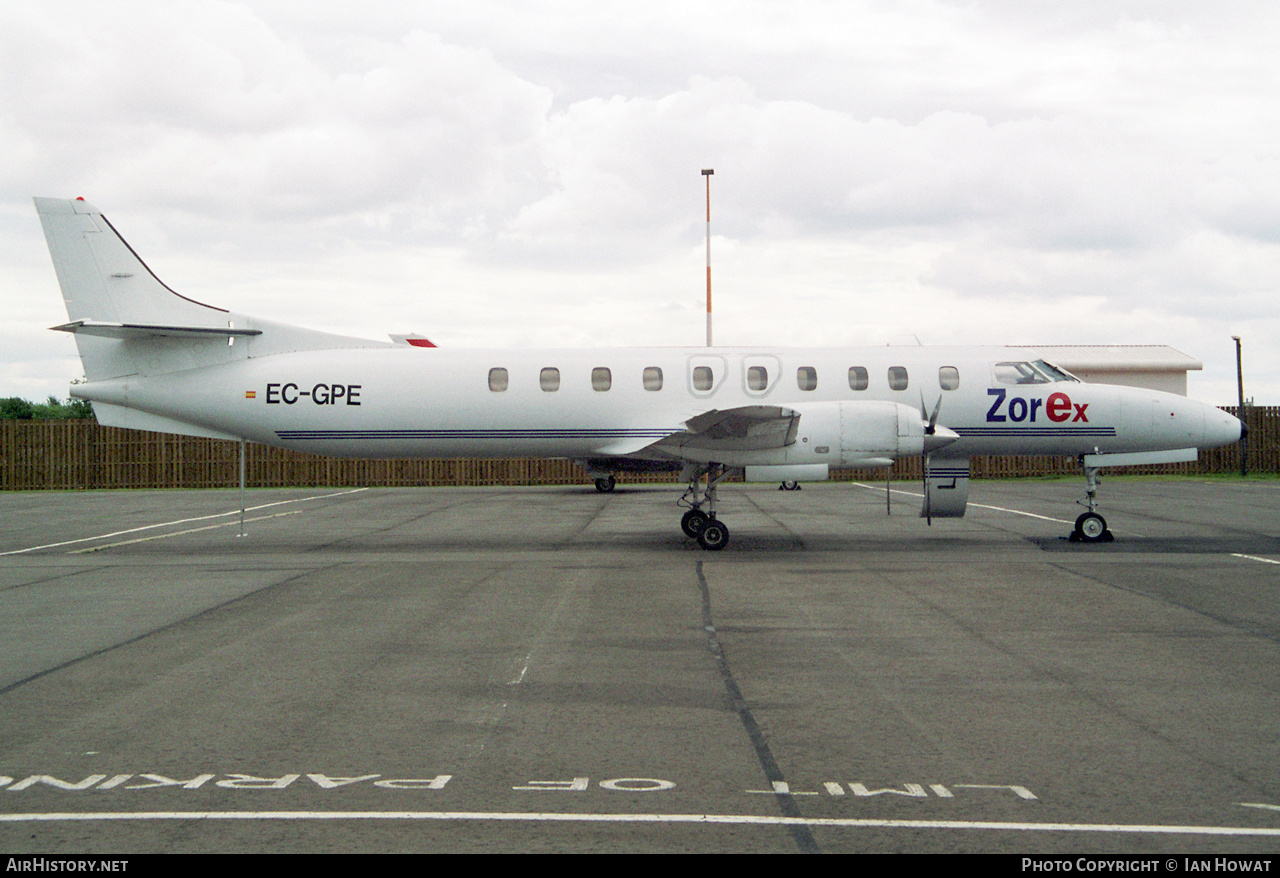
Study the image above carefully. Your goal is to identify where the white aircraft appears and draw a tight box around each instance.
[34,197,1243,550]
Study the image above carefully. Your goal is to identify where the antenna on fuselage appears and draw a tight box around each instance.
[702,169,714,347]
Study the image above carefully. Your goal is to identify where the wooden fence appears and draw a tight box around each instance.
[2,406,1274,491]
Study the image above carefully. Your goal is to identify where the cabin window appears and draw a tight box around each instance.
[488,368,508,392]
[848,366,869,391]
[591,367,612,391]
[747,365,768,391]
[540,367,560,392]
[797,366,818,391]
[887,366,909,391]
[643,366,663,391]
[692,365,714,391]
[938,366,960,390]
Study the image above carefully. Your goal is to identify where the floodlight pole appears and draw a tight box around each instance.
[1233,335,1247,476]
[702,169,714,347]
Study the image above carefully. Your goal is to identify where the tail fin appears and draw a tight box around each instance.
[36,197,390,386]
[35,197,229,328]
[34,197,253,381]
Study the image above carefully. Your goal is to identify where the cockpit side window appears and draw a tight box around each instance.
[1032,359,1078,382]
[994,361,1050,385]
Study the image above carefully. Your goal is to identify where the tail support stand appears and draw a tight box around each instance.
[237,438,247,538]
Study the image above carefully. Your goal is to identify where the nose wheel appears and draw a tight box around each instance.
[1071,511,1112,543]
[1068,463,1114,543]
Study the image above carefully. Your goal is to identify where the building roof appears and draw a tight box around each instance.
[1022,345,1202,373]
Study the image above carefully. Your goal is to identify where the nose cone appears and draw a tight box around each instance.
[1204,406,1244,448]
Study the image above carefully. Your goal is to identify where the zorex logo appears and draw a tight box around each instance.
[986,389,1088,423]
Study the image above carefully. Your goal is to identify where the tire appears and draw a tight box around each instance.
[697,519,729,551]
[1075,512,1108,543]
[594,476,616,493]
[681,509,708,538]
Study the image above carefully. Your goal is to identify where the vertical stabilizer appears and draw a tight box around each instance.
[35,197,392,388]
[35,197,227,328]
[35,197,239,381]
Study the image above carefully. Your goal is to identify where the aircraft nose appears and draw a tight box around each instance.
[1205,406,1245,448]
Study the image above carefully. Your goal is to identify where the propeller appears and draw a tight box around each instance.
[920,394,943,526]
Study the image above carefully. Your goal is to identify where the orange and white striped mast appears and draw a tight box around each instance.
[701,168,714,346]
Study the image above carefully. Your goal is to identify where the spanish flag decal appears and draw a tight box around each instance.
[245,390,257,399]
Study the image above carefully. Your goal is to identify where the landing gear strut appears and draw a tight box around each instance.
[1069,462,1113,543]
[678,463,732,550]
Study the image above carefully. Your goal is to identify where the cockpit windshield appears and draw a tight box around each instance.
[994,359,1079,385]
[1033,359,1078,382]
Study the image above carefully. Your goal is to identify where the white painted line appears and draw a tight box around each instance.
[67,510,306,553]
[1231,554,1280,566]
[0,489,367,556]
[851,483,1072,524]
[850,482,924,501]
[0,810,1277,836]
[967,502,1071,524]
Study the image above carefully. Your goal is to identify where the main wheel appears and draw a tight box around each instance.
[594,475,616,493]
[697,519,729,551]
[1074,512,1109,542]
[681,509,709,537]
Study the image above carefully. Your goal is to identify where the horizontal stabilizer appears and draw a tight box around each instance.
[52,320,262,340]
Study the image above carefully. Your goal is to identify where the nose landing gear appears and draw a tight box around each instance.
[1069,463,1114,543]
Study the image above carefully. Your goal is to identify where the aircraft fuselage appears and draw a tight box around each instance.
[72,344,1240,465]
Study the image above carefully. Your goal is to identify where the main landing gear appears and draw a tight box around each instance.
[679,463,732,550]
[1069,462,1114,543]
[594,475,616,493]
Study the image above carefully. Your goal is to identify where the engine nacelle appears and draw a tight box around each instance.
[787,400,931,465]
[666,401,956,469]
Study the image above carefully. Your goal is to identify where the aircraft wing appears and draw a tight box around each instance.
[654,405,801,453]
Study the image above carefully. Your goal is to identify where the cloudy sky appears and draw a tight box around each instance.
[3,1,1278,405]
